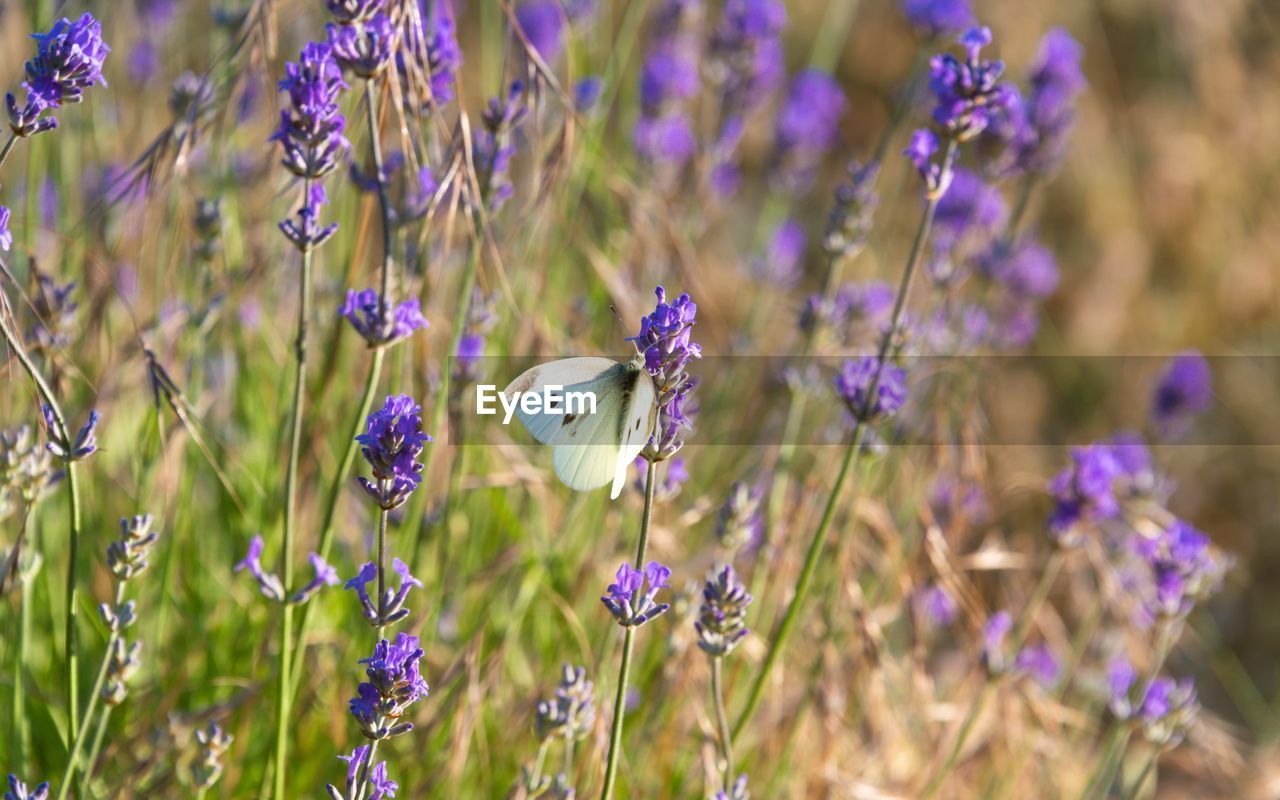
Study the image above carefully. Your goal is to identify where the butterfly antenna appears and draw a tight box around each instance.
[610,304,642,355]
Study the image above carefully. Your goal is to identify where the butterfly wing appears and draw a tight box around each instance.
[503,357,619,444]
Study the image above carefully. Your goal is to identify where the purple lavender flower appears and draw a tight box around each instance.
[6,13,110,137]
[4,775,49,800]
[234,535,286,602]
[771,69,847,191]
[834,356,908,423]
[714,481,762,551]
[713,775,750,800]
[41,406,99,462]
[913,583,957,628]
[932,167,1006,248]
[1107,431,1157,495]
[695,564,753,656]
[279,184,341,252]
[422,4,462,105]
[904,128,952,197]
[633,456,689,501]
[1046,444,1122,545]
[981,610,1013,672]
[473,82,527,208]
[1142,678,1198,742]
[291,552,341,604]
[534,664,596,742]
[0,206,11,252]
[1010,29,1086,175]
[1014,643,1059,687]
[340,288,429,347]
[349,632,430,740]
[900,0,974,38]
[1151,350,1212,439]
[127,41,159,84]
[708,0,787,116]
[328,14,396,78]
[1133,520,1230,618]
[823,161,879,259]
[329,744,398,800]
[575,76,604,111]
[631,286,702,461]
[927,27,1018,141]
[640,49,699,113]
[453,289,498,386]
[979,236,1059,299]
[1106,657,1138,719]
[515,0,565,64]
[346,557,424,627]
[756,218,806,286]
[327,0,386,24]
[601,561,672,627]
[633,113,698,167]
[272,42,350,179]
[357,395,432,510]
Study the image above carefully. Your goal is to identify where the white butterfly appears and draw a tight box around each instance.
[503,353,658,499]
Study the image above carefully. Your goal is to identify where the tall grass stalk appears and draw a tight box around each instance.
[600,458,658,800]
[734,139,958,739]
[274,174,316,800]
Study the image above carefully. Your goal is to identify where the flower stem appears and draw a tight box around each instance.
[1122,750,1158,800]
[0,132,17,170]
[78,703,112,793]
[363,79,395,329]
[733,427,862,740]
[599,459,658,800]
[274,177,316,800]
[56,581,126,800]
[375,498,390,643]
[920,679,997,800]
[287,346,384,700]
[711,656,735,793]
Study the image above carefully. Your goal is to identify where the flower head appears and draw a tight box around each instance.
[927,26,1018,141]
[715,481,763,551]
[4,775,50,800]
[1132,520,1231,619]
[340,288,429,347]
[913,583,957,628]
[602,561,672,627]
[1151,351,1212,439]
[834,356,908,423]
[356,395,432,510]
[631,287,702,461]
[695,565,753,656]
[822,161,880,260]
[42,406,100,462]
[708,0,787,119]
[328,14,397,78]
[901,0,974,38]
[329,744,398,799]
[1008,29,1086,175]
[279,183,340,251]
[771,69,846,191]
[0,206,12,252]
[272,42,350,179]
[349,632,430,739]
[932,167,1006,248]
[1047,444,1122,546]
[345,558,424,627]
[234,535,285,602]
[534,664,596,742]
[24,13,111,106]
[515,1,566,63]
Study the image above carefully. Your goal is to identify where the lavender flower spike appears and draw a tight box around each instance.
[328,14,397,78]
[345,557,423,626]
[695,565,753,656]
[602,561,672,627]
[234,535,286,602]
[834,356,908,423]
[356,394,432,510]
[901,0,974,38]
[272,42,350,180]
[41,406,100,462]
[291,552,342,604]
[5,775,50,800]
[927,26,1018,141]
[1151,350,1212,439]
[631,287,702,461]
[339,288,429,347]
[349,632,430,740]
[6,13,110,138]
[328,745,399,800]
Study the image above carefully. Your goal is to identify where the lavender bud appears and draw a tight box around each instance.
[714,482,762,551]
[534,664,596,742]
[4,775,50,800]
[192,721,233,790]
[631,287,702,462]
[102,638,143,705]
[355,395,432,510]
[695,565,753,657]
[822,161,879,260]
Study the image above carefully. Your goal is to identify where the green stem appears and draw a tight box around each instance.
[287,348,384,700]
[599,460,658,800]
[274,177,316,800]
[1079,725,1131,800]
[79,703,112,793]
[56,581,126,800]
[13,546,34,767]
[0,132,17,170]
[1122,751,1158,800]
[711,656,734,793]
[363,79,395,329]
[375,499,389,643]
